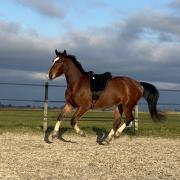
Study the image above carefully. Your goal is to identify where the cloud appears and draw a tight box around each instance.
[0,20,53,71]
[169,0,180,11]
[119,9,180,42]
[153,81,180,90]
[0,21,21,35]
[53,8,180,85]
[15,0,64,18]
[0,68,47,81]
[1,3,180,86]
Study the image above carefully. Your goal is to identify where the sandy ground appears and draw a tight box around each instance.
[0,132,179,180]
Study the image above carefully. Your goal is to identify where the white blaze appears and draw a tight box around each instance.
[53,57,60,64]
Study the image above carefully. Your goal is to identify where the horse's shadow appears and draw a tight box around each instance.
[44,126,109,145]
[44,127,77,144]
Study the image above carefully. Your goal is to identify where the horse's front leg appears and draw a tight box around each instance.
[71,107,88,137]
[52,103,72,139]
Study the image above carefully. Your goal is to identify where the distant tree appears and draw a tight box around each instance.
[0,102,5,107]
[7,104,12,108]
[26,105,31,108]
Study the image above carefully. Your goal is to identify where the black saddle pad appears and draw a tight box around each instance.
[89,71,112,100]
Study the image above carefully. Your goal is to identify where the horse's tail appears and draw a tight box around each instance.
[140,82,166,122]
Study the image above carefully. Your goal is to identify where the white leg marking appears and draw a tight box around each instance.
[127,121,133,128]
[54,121,61,132]
[117,123,126,134]
[108,129,115,139]
[74,124,80,133]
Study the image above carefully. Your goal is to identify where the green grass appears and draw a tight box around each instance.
[138,113,180,137]
[0,108,180,138]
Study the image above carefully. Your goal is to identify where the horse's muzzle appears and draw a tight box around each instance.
[48,73,53,80]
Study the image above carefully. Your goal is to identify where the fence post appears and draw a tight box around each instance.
[134,105,138,134]
[43,81,48,132]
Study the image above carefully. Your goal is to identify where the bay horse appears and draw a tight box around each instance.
[48,49,165,144]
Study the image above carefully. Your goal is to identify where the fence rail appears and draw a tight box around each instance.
[1,82,180,106]
[0,82,66,87]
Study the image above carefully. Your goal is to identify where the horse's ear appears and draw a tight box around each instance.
[55,49,59,56]
[63,50,67,56]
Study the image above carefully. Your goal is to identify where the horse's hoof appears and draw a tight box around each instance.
[79,130,86,137]
[114,132,120,139]
[100,139,110,145]
[51,131,59,140]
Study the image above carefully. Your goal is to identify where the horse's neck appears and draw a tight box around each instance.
[64,60,82,88]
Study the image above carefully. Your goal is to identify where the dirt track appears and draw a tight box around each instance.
[0,133,179,180]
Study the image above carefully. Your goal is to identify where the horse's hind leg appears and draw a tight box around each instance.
[115,105,134,137]
[102,105,123,144]
[114,105,123,131]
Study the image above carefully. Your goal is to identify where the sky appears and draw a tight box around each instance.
[0,0,180,107]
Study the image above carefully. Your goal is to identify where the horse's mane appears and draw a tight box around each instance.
[68,54,87,74]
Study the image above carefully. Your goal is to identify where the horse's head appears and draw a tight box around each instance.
[48,49,67,80]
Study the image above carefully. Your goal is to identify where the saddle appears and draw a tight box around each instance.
[89,71,112,101]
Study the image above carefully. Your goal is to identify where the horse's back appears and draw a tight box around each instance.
[95,76,143,108]
[111,76,141,89]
